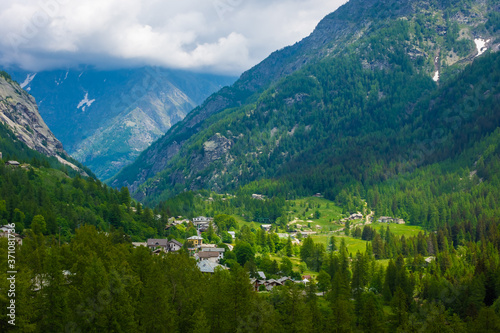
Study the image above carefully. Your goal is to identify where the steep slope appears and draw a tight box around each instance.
[109,0,401,191]
[112,0,500,203]
[7,67,236,180]
[0,72,84,173]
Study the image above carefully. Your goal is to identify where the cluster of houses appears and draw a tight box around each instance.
[338,213,406,225]
[377,216,406,224]
[251,276,293,291]
[164,216,214,233]
[251,274,315,292]
[340,213,363,223]
[141,231,229,273]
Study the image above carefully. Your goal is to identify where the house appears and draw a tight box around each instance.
[0,224,15,233]
[201,247,225,260]
[250,276,294,292]
[197,260,227,273]
[147,239,169,251]
[377,216,406,224]
[146,239,183,252]
[132,242,147,248]
[168,239,183,252]
[228,231,236,239]
[250,279,265,291]
[5,161,20,166]
[187,235,203,248]
[195,251,221,263]
[264,279,283,290]
[261,224,272,232]
[349,213,363,220]
[377,216,393,223]
[194,222,210,232]
[192,216,213,232]
[313,193,322,197]
[252,194,264,200]
[0,225,22,245]
[277,276,292,284]
[299,231,317,237]
[192,216,213,223]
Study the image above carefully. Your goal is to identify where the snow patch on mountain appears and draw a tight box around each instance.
[433,70,439,82]
[77,93,96,112]
[474,38,490,57]
[20,73,36,89]
[55,71,69,86]
[432,56,439,82]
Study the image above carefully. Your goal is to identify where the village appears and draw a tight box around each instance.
[123,199,411,292]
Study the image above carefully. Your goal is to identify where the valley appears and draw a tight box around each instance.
[0,0,499,331]
[7,67,236,180]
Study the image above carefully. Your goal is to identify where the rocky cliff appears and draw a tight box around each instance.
[0,74,81,171]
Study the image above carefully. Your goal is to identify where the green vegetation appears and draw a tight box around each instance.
[0,71,12,81]
[2,220,499,332]
[1,0,500,331]
[0,164,159,241]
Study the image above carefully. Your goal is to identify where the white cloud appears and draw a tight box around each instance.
[0,0,346,75]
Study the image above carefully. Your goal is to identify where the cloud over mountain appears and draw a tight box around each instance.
[0,0,345,75]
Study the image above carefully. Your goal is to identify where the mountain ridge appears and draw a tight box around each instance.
[111,0,499,203]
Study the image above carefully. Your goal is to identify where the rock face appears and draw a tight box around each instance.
[8,67,236,180]
[193,133,233,174]
[0,75,80,170]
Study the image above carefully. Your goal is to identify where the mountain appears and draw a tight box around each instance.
[111,0,500,204]
[6,67,236,180]
[0,71,86,173]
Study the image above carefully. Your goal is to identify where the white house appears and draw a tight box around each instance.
[261,224,272,232]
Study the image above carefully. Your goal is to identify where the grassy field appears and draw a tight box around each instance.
[287,197,344,230]
[230,196,424,274]
[367,222,423,237]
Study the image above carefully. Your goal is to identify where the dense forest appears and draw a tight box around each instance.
[1,220,499,332]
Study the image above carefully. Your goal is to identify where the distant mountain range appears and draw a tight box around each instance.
[5,67,236,180]
[109,0,500,204]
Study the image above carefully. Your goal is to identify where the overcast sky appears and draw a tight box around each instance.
[0,0,346,75]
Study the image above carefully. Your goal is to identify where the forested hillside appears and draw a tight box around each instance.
[111,0,500,213]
